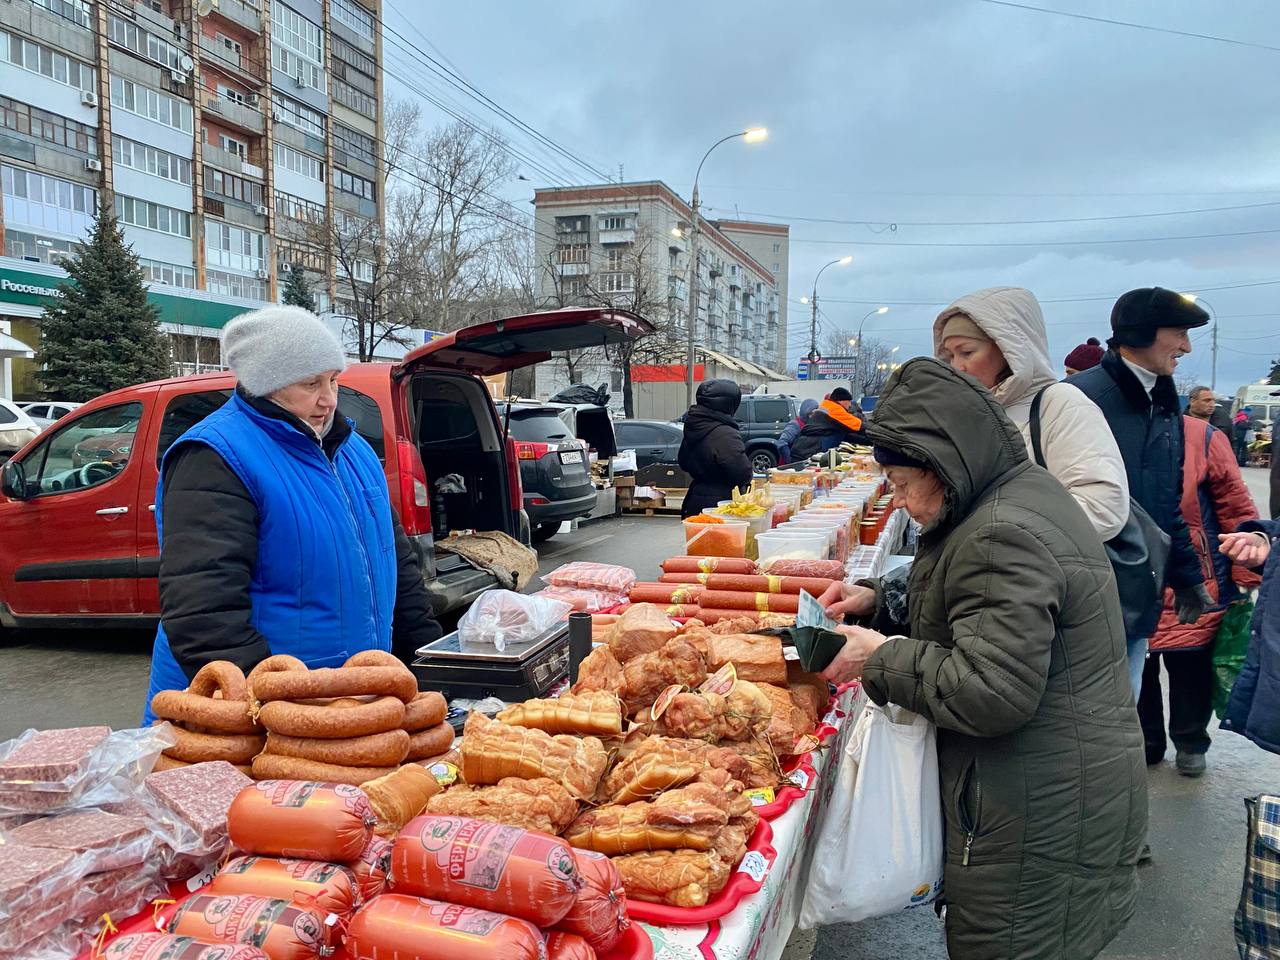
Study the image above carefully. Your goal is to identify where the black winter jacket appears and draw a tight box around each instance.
[1068,350,1203,594]
[158,389,441,679]
[677,405,753,518]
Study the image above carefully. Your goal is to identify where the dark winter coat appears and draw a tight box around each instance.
[859,359,1146,960]
[788,399,865,461]
[1068,349,1204,594]
[1271,415,1279,520]
[1222,520,1280,752]
[150,390,440,691]
[677,381,753,518]
[777,398,818,464]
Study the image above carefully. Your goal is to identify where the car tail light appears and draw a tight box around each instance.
[395,439,433,537]
[515,441,550,460]
[505,435,523,513]
[529,495,549,506]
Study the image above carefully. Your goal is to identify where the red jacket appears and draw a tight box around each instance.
[1150,416,1260,651]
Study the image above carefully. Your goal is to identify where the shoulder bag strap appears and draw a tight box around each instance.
[1029,386,1050,468]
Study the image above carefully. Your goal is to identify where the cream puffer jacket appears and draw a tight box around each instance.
[934,286,1129,540]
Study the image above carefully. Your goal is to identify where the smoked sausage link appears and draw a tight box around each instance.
[252,667,418,705]
[345,894,546,960]
[210,856,361,918]
[101,933,270,960]
[545,931,597,960]
[257,696,405,739]
[401,692,448,732]
[555,849,629,953]
[228,781,374,861]
[263,729,409,767]
[166,893,331,960]
[346,835,393,901]
[391,815,583,927]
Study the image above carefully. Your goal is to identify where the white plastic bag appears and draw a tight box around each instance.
[458,589,572,652]
[799,701,944,928]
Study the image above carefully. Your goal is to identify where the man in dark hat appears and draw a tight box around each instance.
[789,386,866,461]
[1068,287,1212,713]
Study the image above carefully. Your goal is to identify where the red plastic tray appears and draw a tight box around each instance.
[603,922,655,960]
[752,755,818,820]
[623,819,776,925]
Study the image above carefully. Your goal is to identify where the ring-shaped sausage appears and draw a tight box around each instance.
[188,661,248,701]
[164,727,265,764]
[264,729,410,767]
[258,696,406,739]
[151,691,259,735]
[401,692,447,732]
[246,654,309,688]
[343,650,405,669]
[250,753,398,787]
[405,722,454,762]
[252,666,418,705]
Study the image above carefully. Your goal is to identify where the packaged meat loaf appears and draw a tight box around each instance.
[7,809,154,873]
[544,931,596,960]
[345,895,547,960]
[533,585,625,613]
[347,835,393,901]
[167,893,332,960]
[228,781,374,861]
[0,843,86,930]
[210,856,361,919]
[101,933,271,960]
[555,849,628,953]
[78,863,165,919]
[608,603,678,662]
[391,815,583,927]
[0,883,80,952]
[145,760,253,856]
[545,561,637,594]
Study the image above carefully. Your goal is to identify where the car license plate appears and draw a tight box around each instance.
[559,450,583,464]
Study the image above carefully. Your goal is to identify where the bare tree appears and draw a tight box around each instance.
[818,329,902,396]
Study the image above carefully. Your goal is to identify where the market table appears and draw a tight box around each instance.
[640,683,868,960]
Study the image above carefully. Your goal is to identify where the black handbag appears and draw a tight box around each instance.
[1031,387,1170,638]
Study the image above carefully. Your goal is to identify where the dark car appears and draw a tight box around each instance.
[736,394,797,473]
[501,403,599,543]
[614,419,683,468]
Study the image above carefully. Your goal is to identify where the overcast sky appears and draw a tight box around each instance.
[383,1,1280,396]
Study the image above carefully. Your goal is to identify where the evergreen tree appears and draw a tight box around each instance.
[282,263,318,312]
[1268,358,1280,385]
[38,201,169,401]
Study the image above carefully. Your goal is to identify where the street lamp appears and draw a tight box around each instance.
[849,306,889,351]
[804,257,853,365]
[684,127,769,406]
[1181,292,1218,391]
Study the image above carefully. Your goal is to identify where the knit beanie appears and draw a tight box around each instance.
[1064,337,1104,372]
[221,306,347,397]
[938,312,990,344]
[829,387,853,403]
[1109,287,1209,348]
[873,445,929,470]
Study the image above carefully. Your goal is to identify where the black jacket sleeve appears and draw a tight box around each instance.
[390,512,443,662]
[159,443,271,680]
[715,426,754,490]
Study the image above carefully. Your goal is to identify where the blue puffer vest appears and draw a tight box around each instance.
[142,392,397,722]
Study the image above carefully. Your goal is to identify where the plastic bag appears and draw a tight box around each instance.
[458,589,572,652]
[1214,599,1255,718]
[545,562,637,594]
[798,702,943,928]
[533,585,626,613]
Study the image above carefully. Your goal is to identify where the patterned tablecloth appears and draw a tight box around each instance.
[643,683,868,960]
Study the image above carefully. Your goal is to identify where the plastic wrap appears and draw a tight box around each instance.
[227,782,374,862]
[556,849,628,953]
[167,893,332,960]
[144,761,254,860]
[0,843,91,933]
[545,562,637,595]
[0,919,92,960]
[532,586,626,613]
[756,558,846,579]
[0,726,175,815]
[347,835,393,901]
[345,895,547,960]
[457,590,572,652]
[210,856,361,919]
[544,931,596,960]
[5,810,155,873]
[99,933,271,960]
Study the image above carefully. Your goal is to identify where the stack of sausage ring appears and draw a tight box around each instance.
[249,651,452,786]
[150,661,264,775]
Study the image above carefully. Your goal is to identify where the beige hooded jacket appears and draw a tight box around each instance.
[934,286,1129,540]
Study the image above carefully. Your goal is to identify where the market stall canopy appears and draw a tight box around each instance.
[398,307,655,377]
[0,331,34,359]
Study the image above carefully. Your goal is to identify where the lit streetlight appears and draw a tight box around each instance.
[684,127,768,405]
[850,306,889,351]
[805,256,853,364]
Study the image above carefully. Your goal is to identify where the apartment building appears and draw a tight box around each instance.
[0,0,384,399]
[532,181,787,397]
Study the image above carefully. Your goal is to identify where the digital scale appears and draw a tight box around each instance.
[411,620,570,707]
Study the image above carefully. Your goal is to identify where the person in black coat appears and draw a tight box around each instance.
[1068,287,1211,697]
[677,379,753,518]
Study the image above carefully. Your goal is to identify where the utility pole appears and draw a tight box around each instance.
[685,183,702,407]
[1212,317,1218,392]
[807,288,819,363]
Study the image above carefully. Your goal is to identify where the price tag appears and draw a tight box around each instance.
[650,684,685,722]
[822,710,843,730]
[429,761,459,787]
[793,734,820,756]
[744,786,776,807]
[325,914,339,928]
[786,768,811,791]
[185,864,216,893]
[699,662,737,698]
[737,851,769,883]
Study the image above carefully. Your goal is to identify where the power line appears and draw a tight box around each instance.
[976,0,1280,54]
[790,227,1280,248]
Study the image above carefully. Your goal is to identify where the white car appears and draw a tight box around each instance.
[0,399,40,463]
[19,400,81,431]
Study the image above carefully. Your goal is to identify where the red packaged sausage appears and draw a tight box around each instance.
[545,931,597,960]
[756,558,845,579]
[660,557,756,575]
[628,583,703,605]
[101,933,271,960]
[391,815,583,927]
[228,781,374,862]
[167,893,331,960]
[210,856,361,918]
[555,849,628,953]
[697,590,800,613]
[345,894,547,960]
[347,835,393,901]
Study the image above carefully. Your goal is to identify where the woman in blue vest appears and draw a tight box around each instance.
[142,306,441,722]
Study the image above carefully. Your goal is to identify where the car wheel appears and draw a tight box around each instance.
[750,448,777,473]
[531,522,560,544]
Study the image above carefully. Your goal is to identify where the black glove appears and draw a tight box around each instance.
[1173,584,1213,625]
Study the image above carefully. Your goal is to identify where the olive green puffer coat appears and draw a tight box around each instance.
[859,358,1147,960]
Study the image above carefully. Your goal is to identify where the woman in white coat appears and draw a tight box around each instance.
[934,286,1129,541]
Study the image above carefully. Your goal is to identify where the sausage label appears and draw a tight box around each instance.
[423,900,505,936]
[333,783,375,820]
[256,781,318,808]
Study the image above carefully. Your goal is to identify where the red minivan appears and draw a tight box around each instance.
[0,307,652,629]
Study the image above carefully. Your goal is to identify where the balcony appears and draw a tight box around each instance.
[199,34,265,85]
[209,0,262,34]
[598,227,635,245]
[202,143,265,179]
[556,261,590,277]
[203,93,265,136]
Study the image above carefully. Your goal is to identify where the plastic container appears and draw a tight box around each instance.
[708,506,772,561]
[756,529,829,566]
[683,518,749,558]
[787,517,850,563]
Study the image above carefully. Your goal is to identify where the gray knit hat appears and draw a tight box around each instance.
[221,306,347,397]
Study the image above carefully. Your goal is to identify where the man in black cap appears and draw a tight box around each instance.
[1069,288,1212,713]
[789,386,866,461]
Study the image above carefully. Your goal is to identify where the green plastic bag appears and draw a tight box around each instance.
[1213,599,1255,719]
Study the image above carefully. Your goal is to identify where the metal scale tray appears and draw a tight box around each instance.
[411,620,569,703]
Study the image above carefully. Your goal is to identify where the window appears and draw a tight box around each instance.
[599,273,634,294]
[0,404,17,425]
[206,268,266,299]
[0,29,96,92]
[274,142,324,181]
[334,168,374,201]
[112,135,192,185]
[156,391,232,464]
[30,0,92,27]
[599,214,633,231]
[0,96,98,155]
[205,167,264,206]
[331,78,376,116]
[331,35,375,77]
[206,222,266,273]
[116,195,191,238]
[615,422,669,446]
[218,133,248,158]
[271,92,325,138]
[556,215,588,234]
[2,165,97,238]
[750,398,789,425]
[337,386,385,461]
[605,248,626,271]
[507,410,572,444]
[272,1,324,91]
[277,240,325,271]
[352,259,374,283]
[772,242,780,253]
[218,84,247,105]
[773,263,780,272]
[107,14,182,70]
[139,258,196,288]
[214,33,242,62]
[3,228,76,262]
[109,77,194,133]
[331,0,375,40]
[274,190,325,223]
[557,243,588,265]
[333,123,375,165]
[21,403,144,498]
